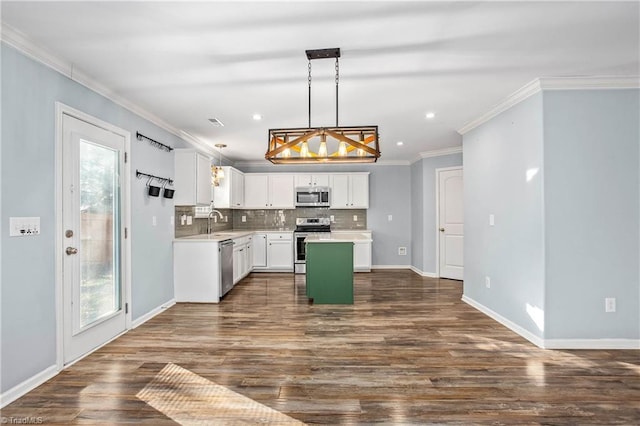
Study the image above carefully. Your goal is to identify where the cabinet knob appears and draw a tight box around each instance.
[440,228,445,232]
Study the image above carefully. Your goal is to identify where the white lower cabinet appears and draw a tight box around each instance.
[233,235,252,284]
[174,241,221,303]
[331,230,372,272]
[267,232,293,271]
[253,234,267,267]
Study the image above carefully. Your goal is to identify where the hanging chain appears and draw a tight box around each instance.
[335,57,340,127]
[308,60,312,128]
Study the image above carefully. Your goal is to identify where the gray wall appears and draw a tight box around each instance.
[236,164,412,266]
[463,88,640,342]
[1,44,183,392]
[463,93,546,338]
[543,89,639,339]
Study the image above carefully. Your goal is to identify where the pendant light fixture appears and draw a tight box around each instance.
[211,143,226,187]
[265,48,380,164]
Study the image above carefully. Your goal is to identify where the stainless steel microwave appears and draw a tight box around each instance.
[295,187,330,207]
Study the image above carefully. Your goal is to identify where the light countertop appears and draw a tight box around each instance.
[305,232,373,243]
[175,229,293,242]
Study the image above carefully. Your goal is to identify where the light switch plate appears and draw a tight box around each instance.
[242,215,246,222]
[353,215,358,221]
[10,217,41,237]
[388,215,393,221]
[489,214,495,226]
[186,216,193,225]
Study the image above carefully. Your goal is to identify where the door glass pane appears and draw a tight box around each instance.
[79,140,120,328]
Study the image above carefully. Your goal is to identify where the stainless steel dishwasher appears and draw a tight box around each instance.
[219,239,234,297]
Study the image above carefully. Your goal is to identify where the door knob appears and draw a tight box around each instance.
[66,247,78,255]
[439,228,445,232]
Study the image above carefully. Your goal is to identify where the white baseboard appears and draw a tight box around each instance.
[409,266,438,278]
[132,298,176,329]
[1,364,58,408]
[543,339,640,350]
[462,295,640,350]
[371,264,411,270]
[461,295,545,348]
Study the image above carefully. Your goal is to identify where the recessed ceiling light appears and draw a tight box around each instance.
[252,114,262,121]
[208,118,224,127]
[397,141,404,146]
[425,112,435,119]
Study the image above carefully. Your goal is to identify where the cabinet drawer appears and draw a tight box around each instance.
[267,233,292,242]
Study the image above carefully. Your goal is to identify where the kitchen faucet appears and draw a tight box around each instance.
[207,209,224,234]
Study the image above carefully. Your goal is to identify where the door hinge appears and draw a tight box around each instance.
[124,227,128,239]
[124,152,128,163]
[125,303,129,314]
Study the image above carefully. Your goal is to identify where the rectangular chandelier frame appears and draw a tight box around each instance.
[266,125,380,164]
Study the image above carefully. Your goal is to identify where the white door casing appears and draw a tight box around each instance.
[437,167,464,280]
[57,103,131,366]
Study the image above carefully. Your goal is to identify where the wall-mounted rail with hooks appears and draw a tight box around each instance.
[136,170,173,185]
[136,132,174,152]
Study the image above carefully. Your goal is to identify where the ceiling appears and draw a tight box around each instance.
[2,1,638,163]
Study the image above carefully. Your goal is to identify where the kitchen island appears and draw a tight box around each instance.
[304,233,373,304]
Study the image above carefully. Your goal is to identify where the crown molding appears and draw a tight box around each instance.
[457,76,640,135]
[413,146,463,163]
[1,23,215,156]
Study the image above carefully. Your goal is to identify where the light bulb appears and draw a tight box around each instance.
[357,148,366,157]
[318,134,328,157]
[282,148,291,158]
[216,167,224,179]
[300,141,310,157]
[338,141,348,156]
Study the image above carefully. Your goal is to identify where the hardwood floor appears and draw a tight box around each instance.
[4,270,639,424]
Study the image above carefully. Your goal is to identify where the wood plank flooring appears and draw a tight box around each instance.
[4,270,639,424]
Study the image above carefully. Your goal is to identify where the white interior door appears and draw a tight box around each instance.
[62,113,127,364]
[438,168,464,280]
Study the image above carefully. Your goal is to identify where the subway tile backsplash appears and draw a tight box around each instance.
[174,206,232,238]
[175,206,366,237]
[232,208,367,231]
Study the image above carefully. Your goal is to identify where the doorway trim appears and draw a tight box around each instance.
[435,166,463,278]
[54,102,132,370]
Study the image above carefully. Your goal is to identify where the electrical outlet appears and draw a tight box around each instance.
[605,298,616,313]
[485,276,491,288]
[489,214,495,226]
[224,216,228,222]
[242,215,247,223]
[353,215,358,221]
[180,215,186,225]
[9,217,41,236]
[186,216,193,225]
[330,215,335,222]
[170,216,174,226]
[388,215,393,221]
[152,216,157,226]
[398,247,407,255]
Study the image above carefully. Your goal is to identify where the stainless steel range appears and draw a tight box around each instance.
[294,217,331,274]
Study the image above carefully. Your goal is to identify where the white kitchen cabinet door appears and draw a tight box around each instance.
[244,174,269,208]
[295,174,330,187]
[330,174,350,208]
[174,149,213,206]
[253,234,267,267]
[349,174,369,208]
[267,233,293,270]
[268,174,294,208]
[213,166,244,209]
[353,240,372,271]
[230,168,244,208]
[330,174,369,208]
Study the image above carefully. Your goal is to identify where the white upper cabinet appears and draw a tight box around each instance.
[212,166,244,208]
[294,174,330,188]
[174,149,212,206]
[330,173,369,209]
[244,174,295,209]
